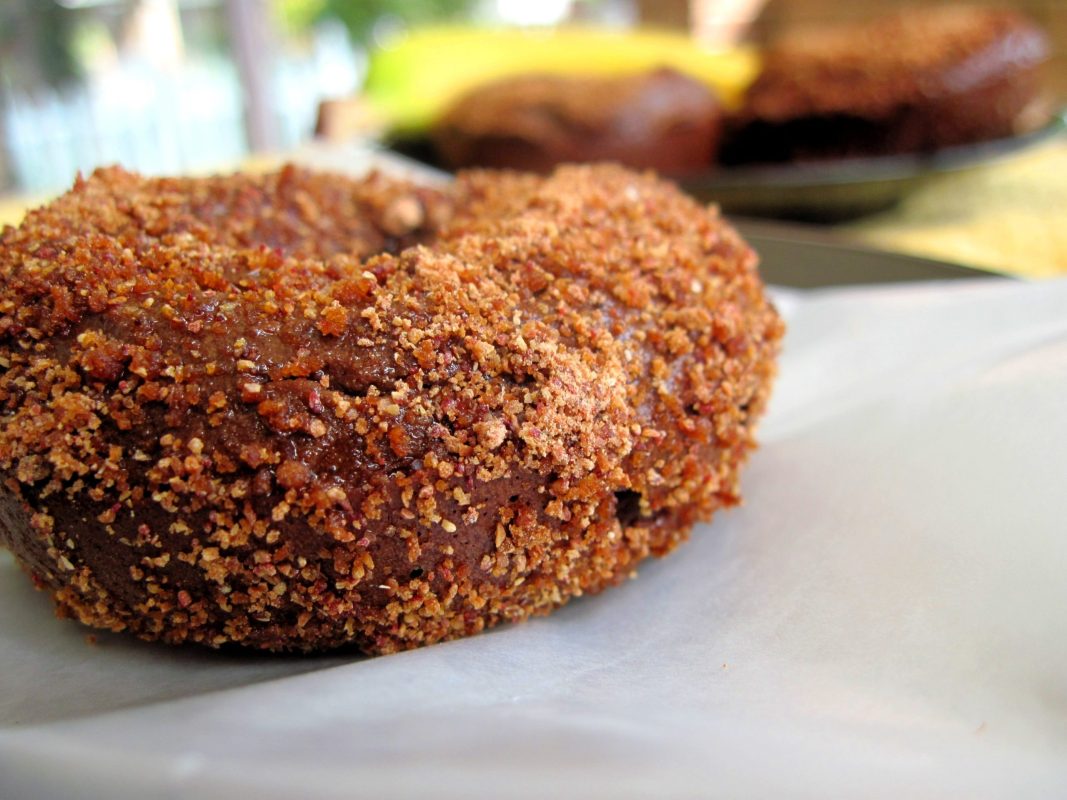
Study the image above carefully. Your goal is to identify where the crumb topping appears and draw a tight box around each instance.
[0,163,782,653]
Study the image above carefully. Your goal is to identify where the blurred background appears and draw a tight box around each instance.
[1,0,1063,196]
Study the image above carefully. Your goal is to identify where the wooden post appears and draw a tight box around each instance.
[224,0,278,152]
[0,103,11,192]
[636,0,690,30]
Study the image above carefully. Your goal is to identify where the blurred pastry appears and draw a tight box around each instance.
[433,68,724,173]
[722,5,1051,164]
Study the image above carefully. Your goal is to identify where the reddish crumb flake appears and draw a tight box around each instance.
[96,503,121,524]
[413,339,437,370]
[317,303,349,336]
[177,590,192,608]
[207,390,227,412]
[388,425,411,457]
[48,285,76,324]
[240,381,264,402]
[81,343,126,382]
[711,316,736,344]
[521,262,551,293]
[725,333,750,358]
[276,459,313,489]
[473,418,507,450]
[87,285,110,313]
[280,350,326,379]
[331,275,376,304]
[613,277,654,309]
[240,444,265,468]
[128,348,161,380]
[251,467,274,496]
[256,397,287,419]
[381,195,424,235]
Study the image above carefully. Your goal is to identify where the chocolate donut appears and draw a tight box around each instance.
[433,68,724,173]
[0,164,782,653]
[722,5,1051,164]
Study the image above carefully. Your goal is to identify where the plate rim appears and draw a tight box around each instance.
[678,108,1067,191]
[734,218,1011,288]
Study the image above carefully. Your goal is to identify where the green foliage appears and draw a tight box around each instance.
[0,0,81,90]
[274,0,328,35]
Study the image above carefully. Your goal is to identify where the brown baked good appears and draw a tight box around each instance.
[721,6,1051,164]
[0,163,782,654]
[433,68,724,173]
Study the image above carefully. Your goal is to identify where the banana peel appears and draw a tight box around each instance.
[364,26,759,135]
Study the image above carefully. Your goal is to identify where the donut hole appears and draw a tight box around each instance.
[409,567,424,580]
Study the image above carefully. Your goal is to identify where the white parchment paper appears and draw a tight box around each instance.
[2,276,1066,799]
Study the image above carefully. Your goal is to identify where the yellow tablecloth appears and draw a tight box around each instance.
[844,139,1067,279]
[3,140,1066,279]
[0,196,39,229]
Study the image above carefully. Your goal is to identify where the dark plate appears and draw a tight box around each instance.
[735,219,1007,288]
[388,109,1066,223]
[684,109,1067,222]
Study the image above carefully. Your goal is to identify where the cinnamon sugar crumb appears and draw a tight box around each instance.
[0,163,781,654]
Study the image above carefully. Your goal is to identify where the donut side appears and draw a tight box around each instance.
[0,164,781,654]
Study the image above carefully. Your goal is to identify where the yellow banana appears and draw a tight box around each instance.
[364,26,759,134]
